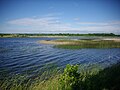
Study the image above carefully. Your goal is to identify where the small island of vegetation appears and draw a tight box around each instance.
[40,39,120,49]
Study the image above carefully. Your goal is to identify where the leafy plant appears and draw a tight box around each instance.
[59,64,83,90]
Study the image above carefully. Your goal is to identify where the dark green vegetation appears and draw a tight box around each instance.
[0,63,120,90]
[55,40,120,49]
[59,63,120,90]
[0,33,120,37]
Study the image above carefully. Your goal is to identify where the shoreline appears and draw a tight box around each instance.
[0,36,68,38]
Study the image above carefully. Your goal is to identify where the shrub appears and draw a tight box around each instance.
[59,64,82,90]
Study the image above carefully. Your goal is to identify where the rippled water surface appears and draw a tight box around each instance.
[0,37,120,79]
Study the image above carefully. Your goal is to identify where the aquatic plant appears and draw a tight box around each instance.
[0,63,120,90]
[55,40,120,49]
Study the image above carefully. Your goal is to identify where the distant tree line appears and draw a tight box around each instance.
[0,33,119,37]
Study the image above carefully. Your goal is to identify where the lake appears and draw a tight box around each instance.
[0,37,120,80]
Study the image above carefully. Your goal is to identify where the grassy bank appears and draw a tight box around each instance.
[1,63,120,90]
[55,40,120,49]
[31,63,120,90]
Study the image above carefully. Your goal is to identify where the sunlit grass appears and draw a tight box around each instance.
[31,75,60,90]
[55,40,120,49]
[32,63,120,90]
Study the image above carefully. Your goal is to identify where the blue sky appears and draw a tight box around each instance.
[0,0,120,34]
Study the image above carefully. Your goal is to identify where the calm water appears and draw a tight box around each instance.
[0,37,120,79]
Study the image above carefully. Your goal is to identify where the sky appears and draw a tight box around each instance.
[0,0,120,34]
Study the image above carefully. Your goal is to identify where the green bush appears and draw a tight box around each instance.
[59,64,83,90]
[59,63,120,90]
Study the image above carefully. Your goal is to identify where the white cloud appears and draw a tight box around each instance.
[2,16,120,34]
[77,22,109,26]
[7,17,60,26]
[6,16,72,32]
[77,21,120,26]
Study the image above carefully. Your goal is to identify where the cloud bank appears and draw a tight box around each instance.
[1,16,120,34]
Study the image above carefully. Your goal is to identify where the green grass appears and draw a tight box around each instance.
[0,63,120,90]
[0,63,61,90]
[31,63,120,90]
[55,40,120,49]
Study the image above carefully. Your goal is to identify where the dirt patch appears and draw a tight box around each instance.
[102,38,120,42]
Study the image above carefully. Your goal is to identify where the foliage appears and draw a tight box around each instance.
[1,63,120,90]
[59,63,120,90]
[59,64,82,90]
[0,33,120,37]
[84,63,120,90]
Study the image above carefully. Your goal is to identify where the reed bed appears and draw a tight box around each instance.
[55,40,120,49]
[1,63,120,90]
